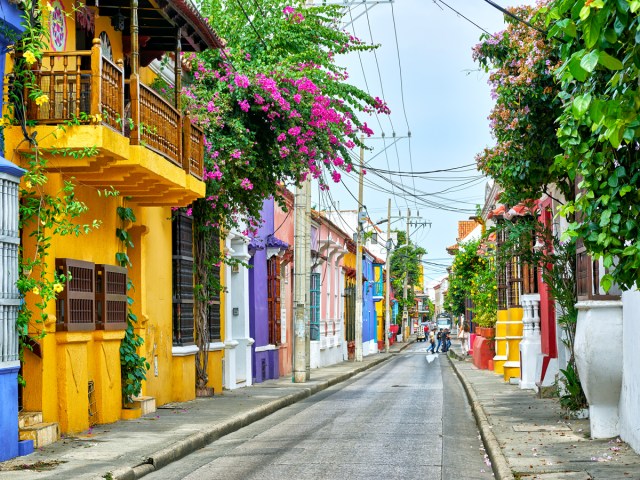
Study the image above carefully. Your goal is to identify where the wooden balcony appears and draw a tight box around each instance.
[10,40,205,205]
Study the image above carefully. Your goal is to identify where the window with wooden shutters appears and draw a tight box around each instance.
[207,246,222,342]
[267,257,281,345]
[172,212,194,346]
[310,272,321,341]
[95,264,128,330]
[55,258,95,331]
[344,282,355,342]
[495,223,508,310]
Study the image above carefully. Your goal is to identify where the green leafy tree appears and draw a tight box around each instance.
[179,0,387,388]
[444,239,497,327]
[545,0,640,291]
[389,233,426,320]
[473,2,567,205]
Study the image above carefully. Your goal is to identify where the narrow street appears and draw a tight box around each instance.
[148,347,491,480]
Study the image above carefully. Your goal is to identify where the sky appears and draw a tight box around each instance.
[315,0,536,283]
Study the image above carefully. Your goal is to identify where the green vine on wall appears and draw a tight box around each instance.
[10,1,101,383]
[115,205,150,405]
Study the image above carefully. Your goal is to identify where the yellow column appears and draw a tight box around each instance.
[93,330,126,424]
[493,309,508,374]
[56,332,92,433]
[171,352,197,402]
[206,350,224,394]
[503,307,523,382]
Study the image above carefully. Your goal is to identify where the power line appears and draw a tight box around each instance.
[234,0,268,50]
[433,0,493,36]
[482,0,547,35]
[348,8,385,136]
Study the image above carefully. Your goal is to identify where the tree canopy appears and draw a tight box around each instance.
[473,3,566,206]
[184,0,386,231]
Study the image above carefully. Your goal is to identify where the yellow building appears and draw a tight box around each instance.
[7,0,223,442]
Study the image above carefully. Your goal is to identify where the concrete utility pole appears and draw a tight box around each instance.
[402,208,410,341]
[354,139,365,362]
[293,184,307,383]
[304,179,312,379]
[384,198,391,354]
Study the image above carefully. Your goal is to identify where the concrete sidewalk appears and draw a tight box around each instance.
[0,340,412,480]
[448,346,640,480]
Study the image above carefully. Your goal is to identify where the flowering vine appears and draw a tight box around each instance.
[473,2,566,206]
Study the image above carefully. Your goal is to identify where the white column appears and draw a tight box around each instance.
[519,293,541,390]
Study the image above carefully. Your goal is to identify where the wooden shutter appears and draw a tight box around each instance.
[55,258,95,331]
[207,231,222,342]
[95,264,127,330]
[172,212,195,346]
[267,257,281,345]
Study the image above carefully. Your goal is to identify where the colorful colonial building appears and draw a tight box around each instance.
[7,0,222,445]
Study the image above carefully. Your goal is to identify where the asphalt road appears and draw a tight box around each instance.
[147,346,492,480]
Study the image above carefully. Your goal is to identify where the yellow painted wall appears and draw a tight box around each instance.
[207,239,225,393]
[94,15,124,63]
[13,0,205,434]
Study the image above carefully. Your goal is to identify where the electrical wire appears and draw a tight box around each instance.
[433,0,493,36]
[389,2,419,214]
[233,0,268,50]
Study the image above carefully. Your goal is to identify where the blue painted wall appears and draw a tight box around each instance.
[362,255,376,344]
[0,365,20,461]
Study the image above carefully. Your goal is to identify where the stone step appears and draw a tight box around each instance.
[18,411,43,429]
[131,396,156,416]
[19,422,59,448]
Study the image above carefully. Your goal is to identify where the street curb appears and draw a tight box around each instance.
[108,353,392,480]
[447,353,515,480]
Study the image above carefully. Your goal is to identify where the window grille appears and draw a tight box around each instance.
[55,258,96,331]
[507,256,521,308]
[172,212,195,346]
[310,272,320,341]
[208,249,221,342]
[496,225,508,310]
[344,283,356,342]
[267,257,281,345]
[95,264,127,330]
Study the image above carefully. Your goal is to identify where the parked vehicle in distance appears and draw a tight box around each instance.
[417,322,429,342]
[436,313,453,331]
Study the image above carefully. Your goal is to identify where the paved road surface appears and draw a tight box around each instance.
[147,346,491,480]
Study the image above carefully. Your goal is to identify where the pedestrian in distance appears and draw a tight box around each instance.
[460,321,470,355]
[427,330,436,353]
[435,328,443,353]
[442,329,451,353]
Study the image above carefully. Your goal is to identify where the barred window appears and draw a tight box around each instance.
[172,212,194,346]
[310,272,321,341]
[344,282,356,342]
[267,257,281,345]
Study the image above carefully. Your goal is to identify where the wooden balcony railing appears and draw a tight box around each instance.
[25,40,124,134]
[131,79,181,166]
[183,116,204,180]
[99,55,125,134]
[21,40,204,180]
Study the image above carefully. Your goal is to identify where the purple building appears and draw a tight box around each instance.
[248,199,288,383]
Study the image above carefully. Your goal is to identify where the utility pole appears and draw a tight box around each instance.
[293,184,307,383]
[354,138,364,362]
[304,179,312,379]
[402,208,410,341]
[384,198,391,353]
